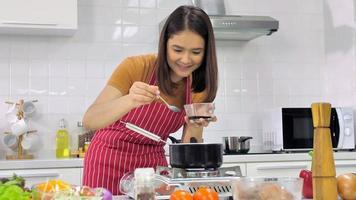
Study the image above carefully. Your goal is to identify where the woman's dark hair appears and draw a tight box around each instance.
[156,5,218,102]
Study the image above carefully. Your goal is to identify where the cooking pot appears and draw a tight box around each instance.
[222,136,253,154]
[168,136,223,169]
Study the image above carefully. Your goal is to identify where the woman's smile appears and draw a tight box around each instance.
[177,63,192,70]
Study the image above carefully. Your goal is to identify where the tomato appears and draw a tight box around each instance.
[156,183,177,195]
[193,187,219,200]
[170,190,193,200]
[80,186,95,196]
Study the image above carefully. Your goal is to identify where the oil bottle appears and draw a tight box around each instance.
[56,119,70,158]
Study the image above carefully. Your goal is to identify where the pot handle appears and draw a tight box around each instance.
[168,136,181,143]
[238,136,253,142]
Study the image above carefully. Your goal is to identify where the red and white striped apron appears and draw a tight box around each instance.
[83,69,191,195]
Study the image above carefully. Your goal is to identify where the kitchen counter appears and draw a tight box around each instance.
[0,151,355,170]
[113,196,130,200]
[0,158,83,170]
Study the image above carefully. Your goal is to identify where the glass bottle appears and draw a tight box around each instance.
[134,168,155,200]
[72,121,84,152]
[56,119,70,158]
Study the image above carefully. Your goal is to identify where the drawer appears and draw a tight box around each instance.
[246,161,310,177]
[335,160,356,175]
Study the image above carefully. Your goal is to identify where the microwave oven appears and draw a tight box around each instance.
[262,107,355,152]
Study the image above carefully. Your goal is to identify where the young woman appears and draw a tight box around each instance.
[82,5,218,194]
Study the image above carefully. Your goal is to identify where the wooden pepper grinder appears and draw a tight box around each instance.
[311,103,338,200]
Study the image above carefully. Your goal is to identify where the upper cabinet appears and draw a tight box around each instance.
[0,0,77,36]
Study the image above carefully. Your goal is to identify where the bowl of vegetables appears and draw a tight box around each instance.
[32,179,112,200]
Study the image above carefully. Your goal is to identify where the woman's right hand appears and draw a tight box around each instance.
[128,81,159,108]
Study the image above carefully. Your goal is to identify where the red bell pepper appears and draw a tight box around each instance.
[299,169,313,198]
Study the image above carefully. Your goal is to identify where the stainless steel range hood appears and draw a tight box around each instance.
[208,14,279,40]
[160,0,279,41]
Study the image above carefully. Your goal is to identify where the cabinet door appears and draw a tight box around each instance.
[246,161,309,177]
[80,167,84,186]
[0,0,77,35]
[335,160,356,175]
[0,168,81,187]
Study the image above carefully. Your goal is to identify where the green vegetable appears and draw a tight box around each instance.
[4,174,25,188]
[0,185,31,200]
[308,150,314,158]
[0,174,30,200]
[0,178,9,184]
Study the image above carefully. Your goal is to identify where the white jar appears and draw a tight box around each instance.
[134,168,156,200]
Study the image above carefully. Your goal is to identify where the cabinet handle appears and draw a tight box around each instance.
[2,21,58,26]
[257,164,308,170]
[0,172,60,178]
[335,163,356,167]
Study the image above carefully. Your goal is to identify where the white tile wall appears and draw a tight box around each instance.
[0,0,356,159]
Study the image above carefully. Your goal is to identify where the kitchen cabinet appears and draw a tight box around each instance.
[244,160,356,177]
[246,161,309,177]
[334,160,356,175]
[0,0,77,36]
[0,168,81,187]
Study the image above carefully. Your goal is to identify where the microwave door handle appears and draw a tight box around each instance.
[336,108,344,148]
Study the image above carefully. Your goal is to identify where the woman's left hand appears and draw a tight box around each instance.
[184,115,217,127]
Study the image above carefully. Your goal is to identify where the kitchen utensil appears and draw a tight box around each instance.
[311,103,338,199]
[158,96,180,113]
[222,136,253,154]
[168,136,223,169]
[184,103,215,121]
[238,136,253,153]
[231,177,303,200]
[122,121,166,143]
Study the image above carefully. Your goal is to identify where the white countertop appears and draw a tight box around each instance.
[0,158,83,170]
[0,151,355,170]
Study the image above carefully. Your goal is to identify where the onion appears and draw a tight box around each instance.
[336,173,356,200]
[94,187,112,200]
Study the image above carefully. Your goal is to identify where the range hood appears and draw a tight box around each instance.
[160,0,279,41]
[207,15,279,40]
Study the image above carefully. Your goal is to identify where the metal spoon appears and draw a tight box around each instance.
[158,96,181,112]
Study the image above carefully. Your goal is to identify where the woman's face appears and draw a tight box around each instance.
[166,30,205,83]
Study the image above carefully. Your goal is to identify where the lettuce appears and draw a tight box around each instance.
[0,184,31,200]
